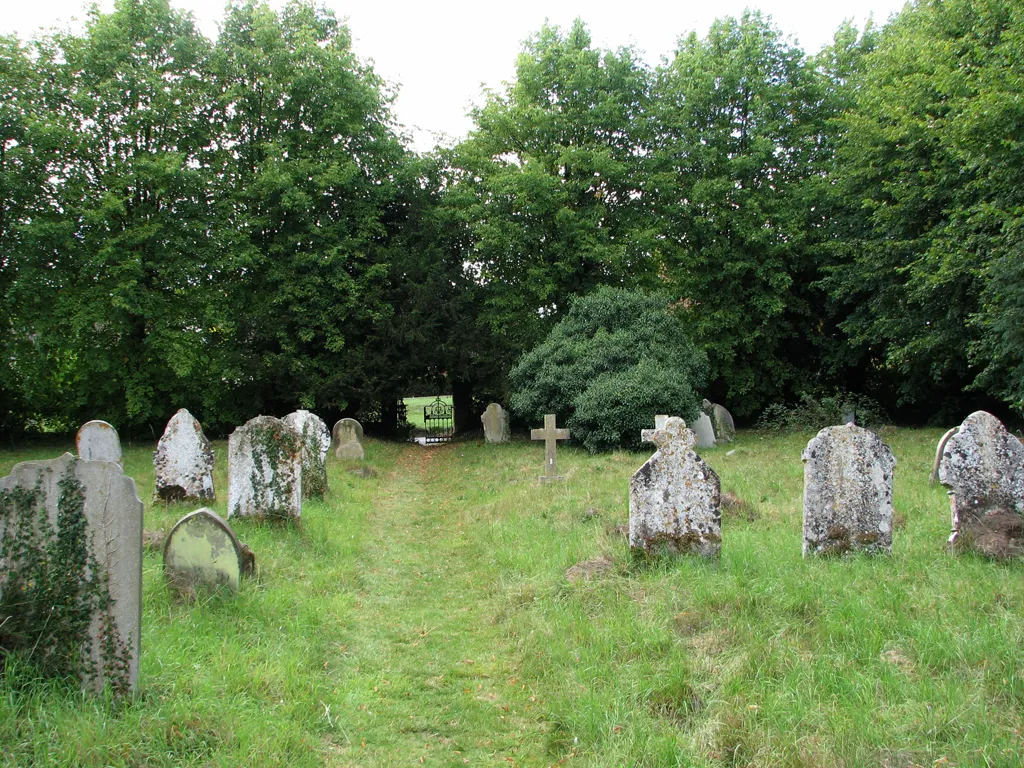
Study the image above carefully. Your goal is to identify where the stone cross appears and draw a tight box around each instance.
[531,413,570,483]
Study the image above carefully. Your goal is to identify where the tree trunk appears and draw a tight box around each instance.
[451,378,475,435]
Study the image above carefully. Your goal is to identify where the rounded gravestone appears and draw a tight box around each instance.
[154,409,215,502]
[76,420,123,464]
[282,410,330,500]
[163,508,245,596]
[227,416,303,519]
[481,403,510,444]
[331,418,365,460]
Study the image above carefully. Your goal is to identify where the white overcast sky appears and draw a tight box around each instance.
[4,0,908,151]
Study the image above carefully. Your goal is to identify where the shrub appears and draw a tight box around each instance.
[755,390,890,432]
[509,288,708,452]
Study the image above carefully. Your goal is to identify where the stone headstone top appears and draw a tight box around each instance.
[481,403,510,444]
[531,413,570,483]
[163,508,246,597]
[630,417,721,557]
[702,400,736,443]
[692,412,717,449]
[76,420,122,464]
[929,427,960,484]
[802,424,896,557]
[332,418,365,460]
[939,411,1024,558]
[154,409,215,503]
[654,414,670,430]
[0,453,142,695]
[283,410,330,499]
[227,416,303,519]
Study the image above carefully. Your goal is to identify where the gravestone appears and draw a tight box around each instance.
[331,418,365,460]
[481,403,510,444]
[629,417,721,558]
[531,414,570,483]
[283,410,330,500]
[702,399,736,443]
[164,508,247,597]
[654,414,670,430]
[692,412,717,448]
[929,427,959,484]
[76,420,122,463]
[0,453,142,695]
[227,416,303,519]
[938,411,1024,558]
[153,409,215,502]
[802,424,896,557]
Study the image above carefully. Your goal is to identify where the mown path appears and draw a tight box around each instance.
[328,443,549,767]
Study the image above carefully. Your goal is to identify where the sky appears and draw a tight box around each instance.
[3,0,909,151]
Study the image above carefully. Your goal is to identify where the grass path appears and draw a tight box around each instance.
[327,443,548,766]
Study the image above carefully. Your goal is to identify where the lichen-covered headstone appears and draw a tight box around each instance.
[76,420,122,463]
[802,424,896,557]
[938,411,1024,558]
[629,417,721,558]
[283,410,330,500]
[227,416,303,519]
[331,418,365,460]
[692,412,717,448]
[481,403,510,444]
[153,409,215,502]
[163,508,247,597]
[702,399,736,443]
[0,453,142,696]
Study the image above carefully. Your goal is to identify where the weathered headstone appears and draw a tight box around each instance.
[692,412,717,448]
[153,409,215,502]
[481,403,510,444]
[629,417,721,558]
[0,453,142,695]
[76,420,122,464]
[938,411,1024,558]
[654,414,670,430]
[702,400,736,443]
[802,424,896,557]
[331,418,365,460]
[929,427,960,484]
[227,416,303,519]
[283,410,330,500]
[531,414,570,483]
[163,508,248,597]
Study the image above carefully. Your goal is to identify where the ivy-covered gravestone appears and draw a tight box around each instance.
[282,410,330,500]
[0,453,142,697]
[227,416,303,519]
[154,409,215,502]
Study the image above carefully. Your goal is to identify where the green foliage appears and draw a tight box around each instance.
[510,287,707,452]
[755,390,890,433]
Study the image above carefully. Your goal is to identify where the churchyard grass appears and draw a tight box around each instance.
[2,427,1023,766]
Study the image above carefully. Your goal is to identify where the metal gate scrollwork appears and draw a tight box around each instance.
[423,398,454,444]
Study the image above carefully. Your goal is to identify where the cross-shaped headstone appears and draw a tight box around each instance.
[531,413,570,483]
[641,416,694,452]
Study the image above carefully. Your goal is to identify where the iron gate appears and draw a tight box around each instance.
[423,397,454,444]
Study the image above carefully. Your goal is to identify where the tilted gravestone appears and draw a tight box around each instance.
[0,453,142,696]
[802,424,896,557]
[164,508,249,597]
[702,399,736,443]
[76,420,122,463]
[938,411,1024,558]
[691,412,717,449]
[331,418,365,460]
[283,410,330,500]
[629,417,721,558]
[481,403,510,444]
[227,416,303,519]
[531,414,570,483]
[154,409,215,502]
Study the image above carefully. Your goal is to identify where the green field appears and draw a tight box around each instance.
[2,428,1023,766]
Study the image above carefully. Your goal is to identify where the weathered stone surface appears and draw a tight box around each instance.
[692,412,717,449]
[702,399,736,443]
[163,508,246,597]
[283,410,330,500]
[930,427,960,484]
[629,417,721,558]
[76,420,122,463]
[331,418,365,460]
[0,453,142,695]
[802,424,896,557]
[938,411,1024,558]
[531,414,570,483]
[481,403,510,444]
[227,416,303,519]
[154,409,215,503]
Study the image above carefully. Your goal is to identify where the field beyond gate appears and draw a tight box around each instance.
[1,428,1023,767]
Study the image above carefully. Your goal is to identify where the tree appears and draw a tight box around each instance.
[509,287,707,452]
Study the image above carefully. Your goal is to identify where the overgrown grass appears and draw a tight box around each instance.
[2,428,1023,766]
